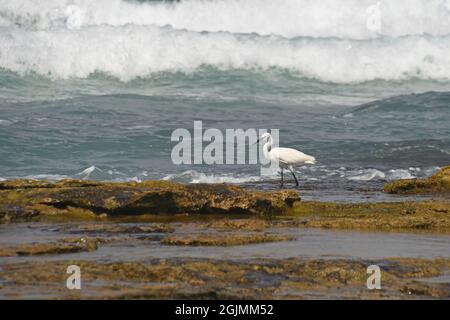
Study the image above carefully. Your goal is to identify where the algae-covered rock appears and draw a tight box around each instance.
[0,237,99,257]
[2,257,450,299]
[61,223,175,234]
[384,166,450,194]
[0,179,300,222]
[161,233,294,246]
[207,218,268,231]
[290,200,450,232]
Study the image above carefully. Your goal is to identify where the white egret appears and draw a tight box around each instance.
[256,133,316,187]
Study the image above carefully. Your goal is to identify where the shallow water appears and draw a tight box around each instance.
[1,222,450,265]
[242,179,442,203]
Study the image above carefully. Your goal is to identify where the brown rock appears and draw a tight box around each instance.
[0,179,300,222]
[0,237,99,257]
[384,166,450,194]
[161,233,294,246]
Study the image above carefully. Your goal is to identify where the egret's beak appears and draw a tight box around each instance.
[253,139,260,146]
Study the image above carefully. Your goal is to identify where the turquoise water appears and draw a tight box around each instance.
[1,0,450,192]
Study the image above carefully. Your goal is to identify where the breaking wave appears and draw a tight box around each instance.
[2,0,450,39]
[3,25,450,82]
[2,0,450,83]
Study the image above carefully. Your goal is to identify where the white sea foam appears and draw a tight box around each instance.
[3,24,450,83]
[162,170,263,184]
[22,174,69,181]
[346,168,424,181]
[162,167,424,184]
[387,169,415,180]
[0,119,13,126]
[2,0,450,83]
[75,165,100,179]
[1,166,436,184]
[347,169,386,181]
[1,0,450,39]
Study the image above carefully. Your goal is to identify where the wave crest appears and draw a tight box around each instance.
[2,25,450,82]
[1,0,450,39]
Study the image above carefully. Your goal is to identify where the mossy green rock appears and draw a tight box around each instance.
[384,166,450,194]
[0,179,299,222]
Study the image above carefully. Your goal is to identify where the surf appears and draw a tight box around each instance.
[1,0,450,39]
[3,24,450,83]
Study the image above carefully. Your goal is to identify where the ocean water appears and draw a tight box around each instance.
[0,0,450,192]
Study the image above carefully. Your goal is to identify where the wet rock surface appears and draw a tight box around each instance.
[0,237,99,257]
[1,217,450,299]
[58,223,176,234]
[161,233,294,246]
[0,179,299,222]
[291,200,450,232]
[1,257,449,299]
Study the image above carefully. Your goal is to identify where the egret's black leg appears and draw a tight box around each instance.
[290,169,299,187]
[280,168,284,188]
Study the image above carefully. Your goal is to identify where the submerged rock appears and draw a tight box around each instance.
[161,233,294,246]
[0,237,99,257]
[0,179,300,222]
[60,223,175,234]
[207,218,268,231]
[384,166,450,194]
[291,200,450,232]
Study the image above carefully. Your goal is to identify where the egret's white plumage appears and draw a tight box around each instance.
[258,133,316,187]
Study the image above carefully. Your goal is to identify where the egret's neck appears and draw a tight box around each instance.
[262,137,272,160]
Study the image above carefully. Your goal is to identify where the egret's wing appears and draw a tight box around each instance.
[271,148,316,165]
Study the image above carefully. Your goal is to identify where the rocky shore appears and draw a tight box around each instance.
[0,180,299,223]
[1,166,449,299]
[384,166,450,194]
[1,167,449,232]
[2,257,449,299]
